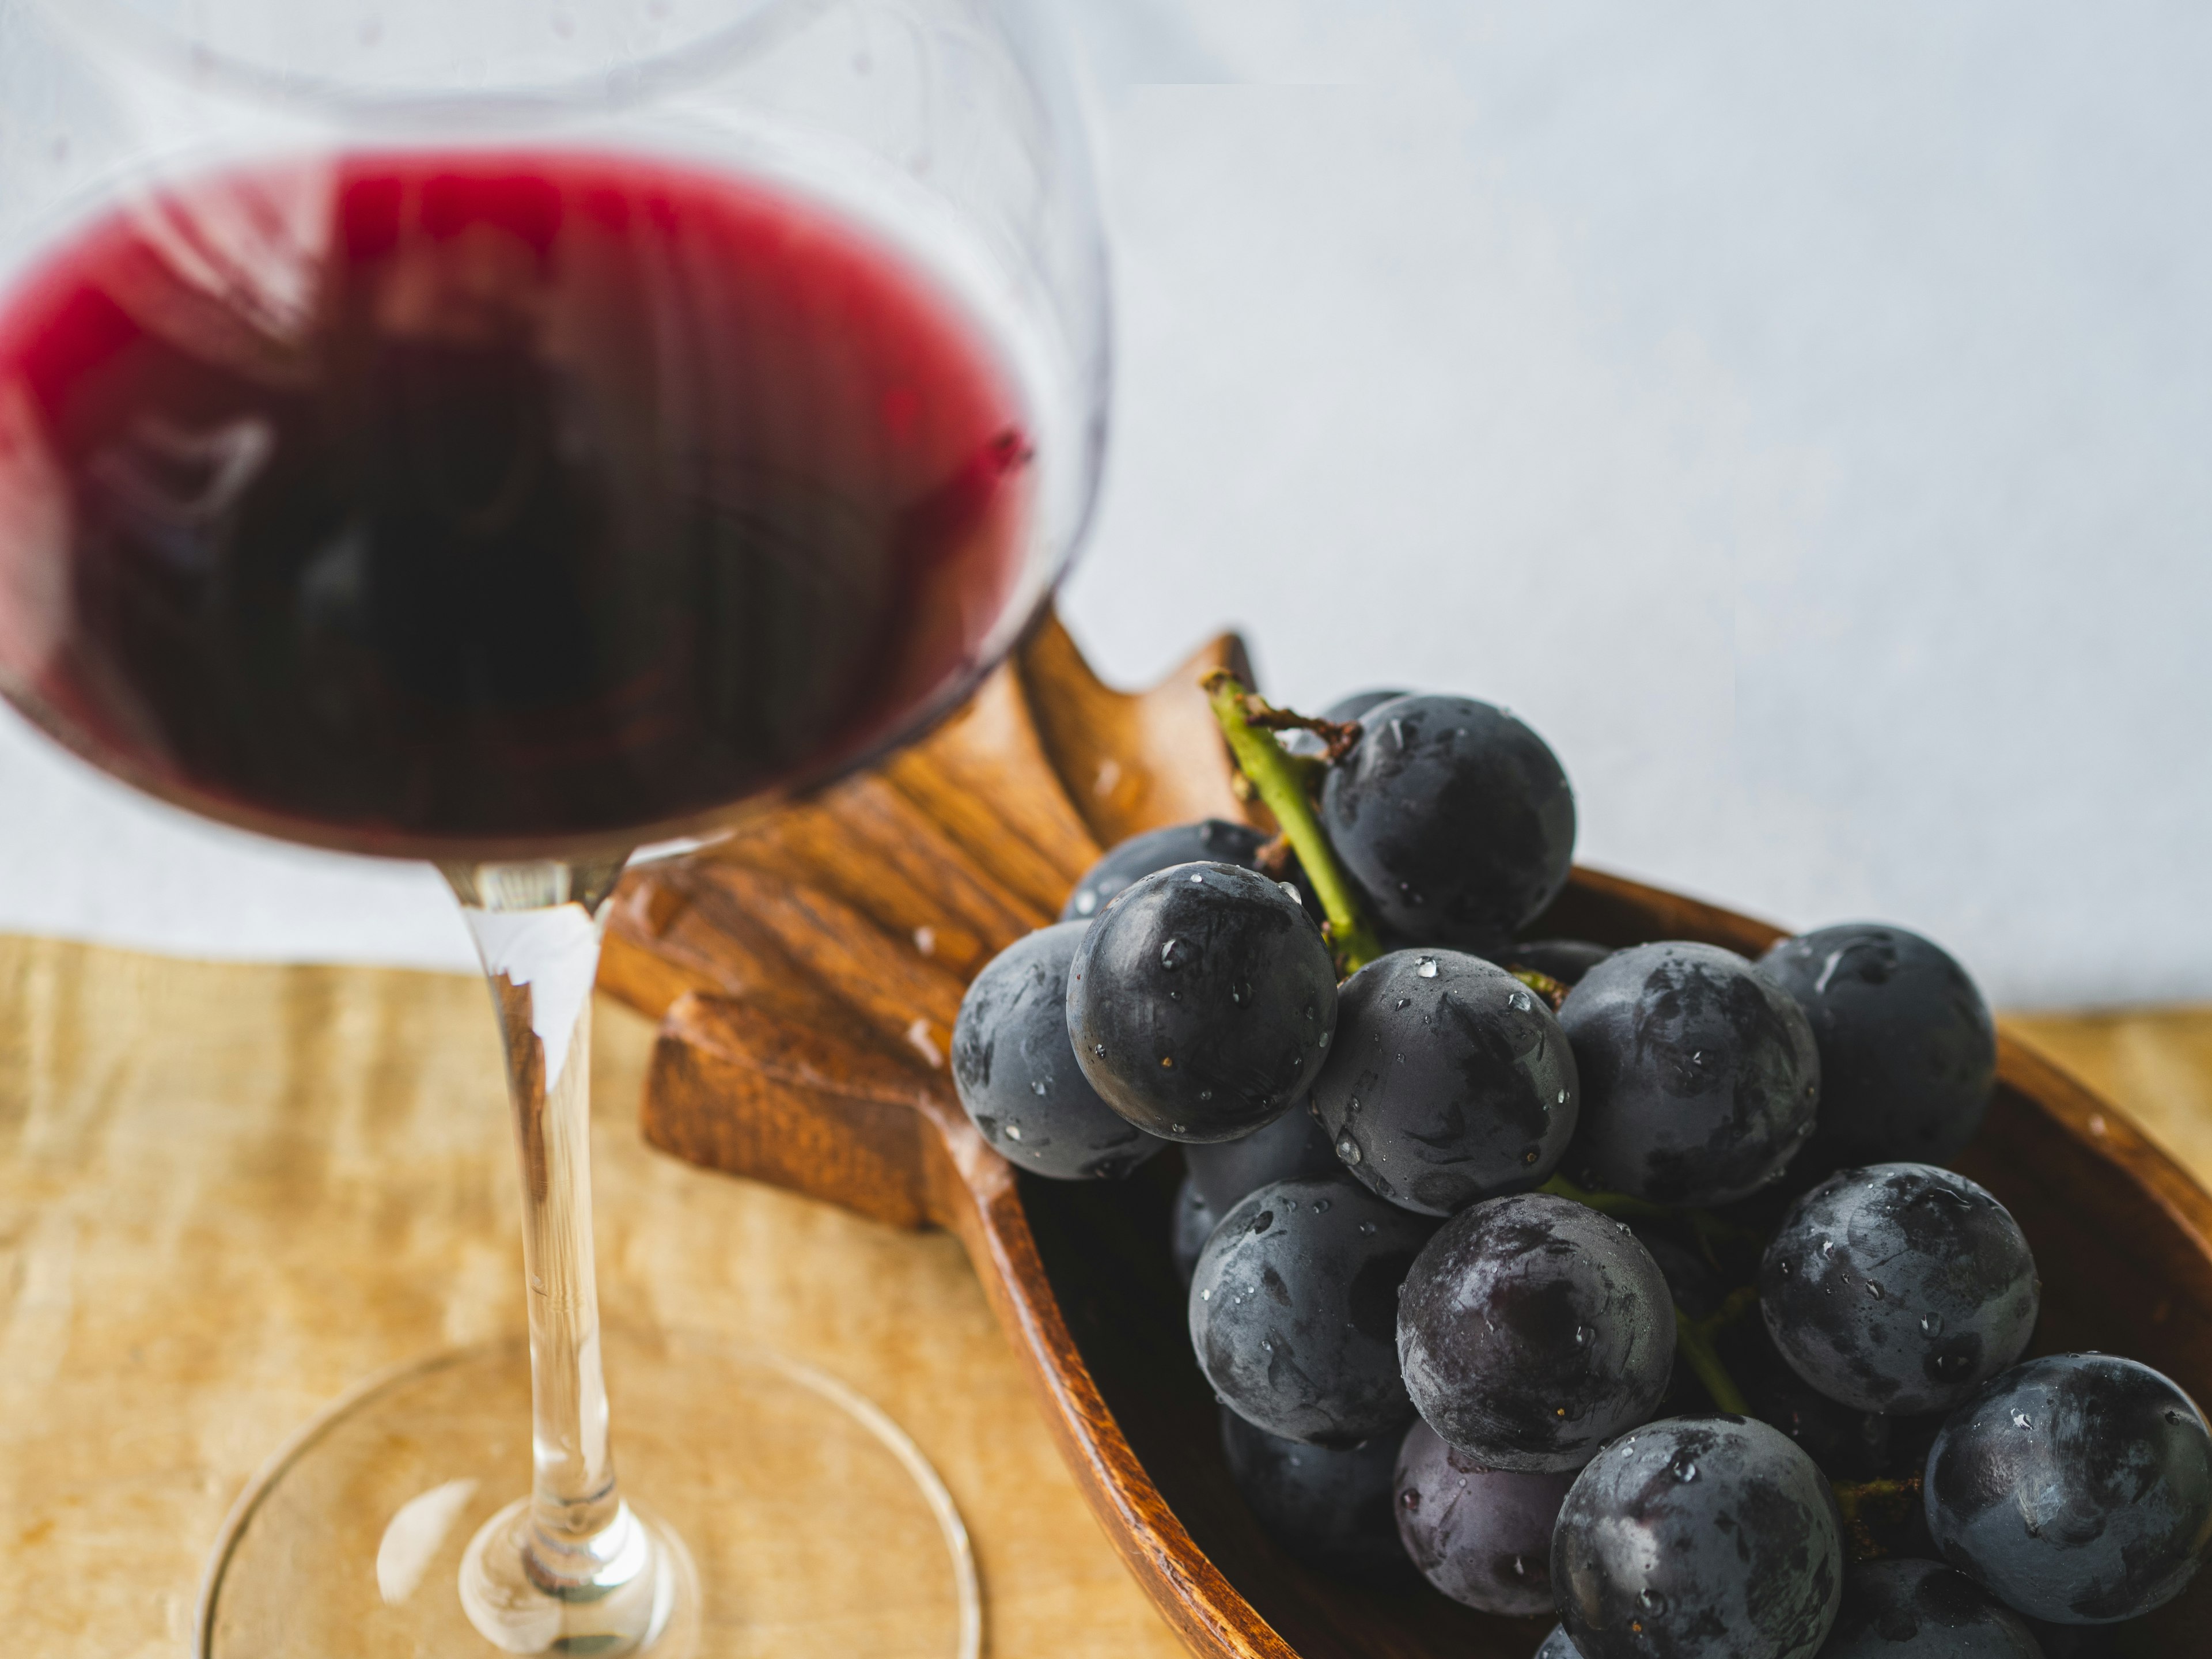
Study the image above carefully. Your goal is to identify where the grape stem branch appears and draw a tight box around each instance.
[1203,671,1384,975]
[1674,1306,1752,1416]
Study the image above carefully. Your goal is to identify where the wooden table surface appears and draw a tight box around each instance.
[0,933,2204,1658]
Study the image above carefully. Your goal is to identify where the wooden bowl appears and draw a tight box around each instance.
[597,612,2212,1658]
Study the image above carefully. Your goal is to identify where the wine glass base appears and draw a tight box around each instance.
[198,1328,980,1658]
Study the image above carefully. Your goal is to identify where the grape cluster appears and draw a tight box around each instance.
[946,682,2212,1656]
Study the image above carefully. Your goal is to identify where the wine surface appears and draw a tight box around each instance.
[0,151,1034,855]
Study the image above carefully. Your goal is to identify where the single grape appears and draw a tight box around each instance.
[1758,923,1995,1172]
[1310,948,1578,1215]
[1190,1174,1435,1446]
[1068,862,1338,1142]
[950,922,1165,1180]
[1171,1172,1215,1289]
[1819,1559,2044,1657]
[1392,1415,1571,1616]
[1320,693,1575,950]
[1397,1192,1674,1472]
[1509,938,1615,988]
[1558,941,1820,1206]
[1185,1106,1340,1217]
[1759,1164,2038,1416]
[1535,1628,1586,1658]
[1282,687,1411,756]
[1218,1406,1411,1586]
[1552,1415,1844,1659]
[1059,818,1270,922]
[1924,1354,2212,1624]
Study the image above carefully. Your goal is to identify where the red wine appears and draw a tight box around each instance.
[0,151,1035,855]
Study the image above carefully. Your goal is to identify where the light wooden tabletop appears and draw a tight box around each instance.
[0,933,2202,1657]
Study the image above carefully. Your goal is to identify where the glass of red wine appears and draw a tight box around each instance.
[0,1,1104,1653]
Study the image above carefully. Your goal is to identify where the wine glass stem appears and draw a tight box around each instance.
[446,855,634,1587]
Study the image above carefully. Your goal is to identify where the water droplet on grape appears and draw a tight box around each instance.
[1188,872,1205,884]
[2012,1410,2033,1430]
[1336,1135,1363,1166]
[1511,1555,1527,1578]
[1161,937,1190,971]
[1199,1288,1210,1300]
[1171,1123,1187,1134]
[1573,1325,1591,1347]
[1358,1221,1377,1236]
[1395,998,1411,1010]
[1198,1089,1213,1102]
[1402,1490,1419,1509]
[1250,1211,1274,1234]
[1918,1312,1944,1336]
[1778,1260,1792,1277]
[1639,1589,1668,1615]
[1416,957,1439,979]
[1821,1238,1835,1256]
[1866,1281,1884,1299]
[1349,1097,1362,1113]
[1074,891,1097,916]
[1092,1044,1106,1058]
[1030,1080,1047,1097]
[1005,1123,1023,1141]
[1313,1198,1331,1213]
[1671,1457,1698,1482]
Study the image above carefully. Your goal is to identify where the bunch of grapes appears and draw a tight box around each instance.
[950,682,2212,1657]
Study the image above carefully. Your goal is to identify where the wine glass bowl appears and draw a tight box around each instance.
[0,1,1107,1654]
[0,0,1106,862]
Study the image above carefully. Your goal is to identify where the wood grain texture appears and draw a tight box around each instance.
[0,938,1193,1659]
[605,611,2212,1658]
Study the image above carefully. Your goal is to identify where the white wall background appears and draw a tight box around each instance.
[0,0,2206,1007]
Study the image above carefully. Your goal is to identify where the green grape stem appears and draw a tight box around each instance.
[1202,671,1385,975]
[1509,967,1570,1012]
[1674,1306,1752,1416]
[1539,1173,1673,1223]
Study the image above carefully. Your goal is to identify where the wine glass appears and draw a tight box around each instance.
[0,1,1107,1653]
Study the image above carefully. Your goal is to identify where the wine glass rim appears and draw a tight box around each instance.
[44,0,809,130]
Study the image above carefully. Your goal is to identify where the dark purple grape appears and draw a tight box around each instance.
[1282,688,1411,756]
[1393,1415,1571,1616]
[1310,949,1579,1216]
[1397,1192,1673,1472]
[1171,1172,1215,1288]
[950,922,1165,1180]
[1558,941,1820,1206]
[1759,923,1996,1171]
[1190,1173,1435,1446]
[1068,862,1338,1142]
[1059,818,1271,923]
[1924,1354,2212,1624]
[1217,1406,1412,1586]
[1535,1627,1586,1658]
[1552,1415,1844,1659]
[1320,693,1575,950]
[1819,1559,2044,1657]
[1185,1105,1340,1217]
[1509,938,1615,988]
[1759,1164,2037,1417]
